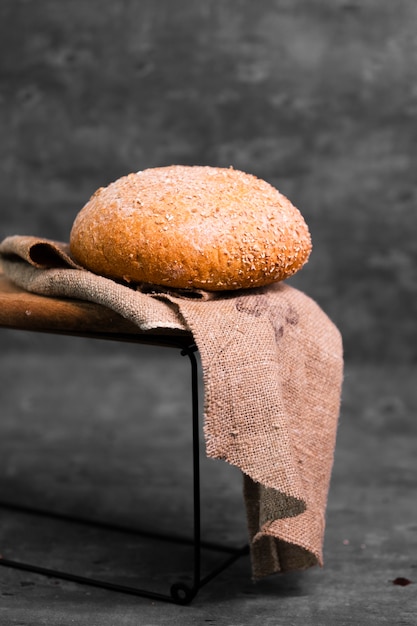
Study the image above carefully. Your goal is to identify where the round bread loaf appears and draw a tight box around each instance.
[69,165,312,291]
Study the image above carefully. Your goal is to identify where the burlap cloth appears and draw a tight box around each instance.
[0,235,343,579]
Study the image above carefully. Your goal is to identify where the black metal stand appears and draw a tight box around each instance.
[0,342,249,605]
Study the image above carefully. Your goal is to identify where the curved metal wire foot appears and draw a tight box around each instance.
[170,582,197,605]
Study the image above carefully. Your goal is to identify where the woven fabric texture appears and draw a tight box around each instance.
[0,235,343,578]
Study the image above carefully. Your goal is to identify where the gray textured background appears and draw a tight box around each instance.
[1,0,416,361]
[1,4,417,622]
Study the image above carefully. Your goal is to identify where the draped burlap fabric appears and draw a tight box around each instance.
[0,235,343,579]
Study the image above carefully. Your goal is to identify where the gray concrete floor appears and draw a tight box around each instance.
[0,331,416,625]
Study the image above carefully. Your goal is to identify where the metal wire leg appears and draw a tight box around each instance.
[0,342,248,605]
[172,344,249,604]
[169,343,202,603]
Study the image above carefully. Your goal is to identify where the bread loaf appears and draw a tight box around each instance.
[69,165,312,291]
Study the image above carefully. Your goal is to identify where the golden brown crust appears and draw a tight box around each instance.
[69,165,312,291]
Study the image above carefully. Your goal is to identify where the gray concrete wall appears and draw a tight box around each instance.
[1,0,416,361]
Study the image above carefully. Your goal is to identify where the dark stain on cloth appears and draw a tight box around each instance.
[235,293,299,344]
